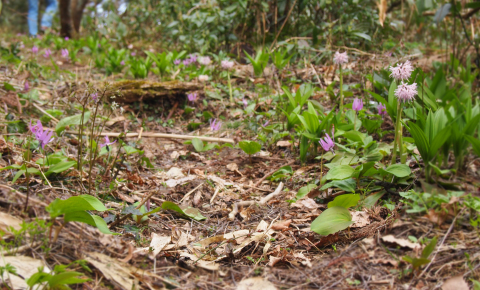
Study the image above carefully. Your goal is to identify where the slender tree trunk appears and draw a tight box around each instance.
[59,0,74,38]
[59,0,89,38]
[73,0,89,33]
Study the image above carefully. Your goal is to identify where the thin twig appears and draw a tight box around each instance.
[418,208,465,278]
[65,130,235,144]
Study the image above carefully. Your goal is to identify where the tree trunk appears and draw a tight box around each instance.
[59,0,89,38]
[59,0,74,38]
[73,0,89,33]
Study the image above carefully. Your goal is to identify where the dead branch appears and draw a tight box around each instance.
[229,182,284,220]
[65,131,235,144]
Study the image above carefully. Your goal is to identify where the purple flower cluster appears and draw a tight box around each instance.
[174,59,181,65]
[187,92,197,103]
[32,46,39,54]
[24,81,30,92]
[210,119,221,131]
[29,120,54,149]
[377,104,387,116]
[319,131,335,153]
[394,82,418,103]
[61,48,69,59]
[44,49,52,58]
[389,60,414,81]
[100,136,116,149]
[352,98,363,112]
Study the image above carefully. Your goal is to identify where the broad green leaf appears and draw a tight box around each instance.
[320,178,356,193]
[465,135,480,157]
[238,141,262,156]
[407,122,429,162]
[363,191,385,209]
[344,131,365,143]
[327,194,360,209]
[352,32,371,41]
[45,161,76,176]
[421,236,437,259]
[295,184,317,200]
[192,138,204,152]
[124,145,140,155]
[325,165,354,180]
[3,82,15,91]
[161,201,206,221]
[428,126,450,160]
[26,272,52,287]
[310,206,354,236]
[56,111,91,134]
[46,195,107,218]
[64,211,117,235]
[384,164,411,178]
[48,272,89,287]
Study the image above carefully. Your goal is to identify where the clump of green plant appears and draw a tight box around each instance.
[46,195,117,243]
[27,260,91,289]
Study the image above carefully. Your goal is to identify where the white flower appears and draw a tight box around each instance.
[111,101,119,111]
[389,60,414,81]
[120,106,124,114]
[394,82,418,103]
[333,51,348,65]
[198,75,209,82]
[221,60,234,69]
[199,56,211,66]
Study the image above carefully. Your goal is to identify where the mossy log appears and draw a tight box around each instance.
[105,80,202,103]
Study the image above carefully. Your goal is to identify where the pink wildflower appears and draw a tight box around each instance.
[352,98,363,112]
[389,60,414,81]
[394,82,418,103]
[333,51,348,65]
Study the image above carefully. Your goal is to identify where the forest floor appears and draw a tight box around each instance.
[0,40,479,290]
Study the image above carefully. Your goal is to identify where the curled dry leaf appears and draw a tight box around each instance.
[441,275,469,290]
[381,235,421,250]
[0,211,23,234]
[166,167,185,178]
[226,163,239,171]
[271,219,292,231]
[0,256,51,289]
[351,211,371,228]
[85,252,138,290]
[276,140,291,148]
[237,277,278,290]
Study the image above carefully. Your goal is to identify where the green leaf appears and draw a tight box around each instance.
[7,120,28,134]
[123,145,140,155]
[327,194,360,209]
[192,138,204,152]
[465,135,480,157]
[46,195,107,218]
[161,201,206,221]
[56,111,91,135]
[384,164,411,178]
[352,32,371,41]
[363,192,385,209]
[407,122,430,162]
[295,184,317,200]
[238,140,262,156]
[45,161,76,176]
[26,271,52,287]
[310,206,354,236]
[48,271,89,287]
[421,236,437,259]
[64,211,117,235]
[326,165,354,180]
[3,82,15,91]
[320,178,356,193]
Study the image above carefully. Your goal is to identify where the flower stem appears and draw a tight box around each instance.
[391,101,403,165]
[228,72,233,103]
[339,65,344,117]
